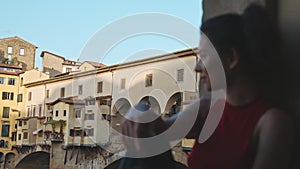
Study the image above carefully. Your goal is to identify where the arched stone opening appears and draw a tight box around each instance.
[15,151,50,169]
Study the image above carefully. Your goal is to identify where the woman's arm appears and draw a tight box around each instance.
[164,98,211,139]
[252,109,294,169]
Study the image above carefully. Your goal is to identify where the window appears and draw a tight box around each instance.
[24,121,27,125]
[23,132,28,139]
[7,46,12,54]
[17,94,23,102]
[99,99,111,105]
[85,113,94,120]
[11,132,16,141]
[60,88,65,97]
[2,92,14,100]
[46,89,49,98]
[19,48,25,56]
[84,128,94,136]
[120,78,126,89]
[18,121,22,127]
[27,107,31,117]
[20,48,25,56]
[18,134,22,140]
[32,106,36,116]
[66,68,72,72]
[20,77,23,86]
[63,110,67,116]
[69,129,74,136]
[69,129,83,137]
[55,110,59,117]
[78,85,83,95]
[47,105,53,111]
[0,77,5,84]
[97,82,103,93]
[75,109,81,118]
[0,140,8,148]
[8,78,16,85]
[1,125,10,137]
[28,92,32,101]
[2,107,9,118]
[177,69,184,82]
[39,105,42,116]
[145,74,153,87]
[85,99,95,106]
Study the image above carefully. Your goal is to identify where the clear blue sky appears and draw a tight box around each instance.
[1,0,202,69]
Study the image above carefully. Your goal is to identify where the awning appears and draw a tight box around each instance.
[11,108,21,112]
[33,128,43,135]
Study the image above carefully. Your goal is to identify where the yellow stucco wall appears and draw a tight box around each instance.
[0,73,19,154]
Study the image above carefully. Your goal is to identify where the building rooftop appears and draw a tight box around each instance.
[0,36,38,48]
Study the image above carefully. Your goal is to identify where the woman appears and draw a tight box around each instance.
[122,4,294,169]
[186,4,294,169]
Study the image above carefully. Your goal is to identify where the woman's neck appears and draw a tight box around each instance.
[226,77,260,106]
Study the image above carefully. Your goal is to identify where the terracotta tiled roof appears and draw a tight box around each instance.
[0,63,22,69]
[85,61,106,68]
[40,51,65,60]
[0,70,23,76]
[46,96,85,106]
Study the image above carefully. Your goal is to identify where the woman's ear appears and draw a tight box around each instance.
[228,48,239,69]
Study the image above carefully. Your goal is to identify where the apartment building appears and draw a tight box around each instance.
[15,69,49,146]
[0,36,37,70]
[78,61,106,72]
[40,51,81,78]
[0,64,22,155]
[23,48,199,150]
[62,59,81,73]
[0,64,49,154]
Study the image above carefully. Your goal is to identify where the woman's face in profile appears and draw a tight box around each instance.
[196,34,227,92]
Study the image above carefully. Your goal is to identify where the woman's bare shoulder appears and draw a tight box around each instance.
[258,108,293,131]
[252,108,294,169]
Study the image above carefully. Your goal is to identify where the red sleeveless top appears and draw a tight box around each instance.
[187,98,270,169]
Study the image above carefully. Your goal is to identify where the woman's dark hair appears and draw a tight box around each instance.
[200,3,282,106]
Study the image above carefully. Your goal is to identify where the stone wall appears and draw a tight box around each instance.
[41,52,64,77]
[0,37,36,70]
[50,142,115,169]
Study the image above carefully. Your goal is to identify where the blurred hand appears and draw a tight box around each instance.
[121,102,166,154]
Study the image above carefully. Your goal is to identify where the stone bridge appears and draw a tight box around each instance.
[0,141,122,169]
[0,141,188,169]
[0,144,50,169]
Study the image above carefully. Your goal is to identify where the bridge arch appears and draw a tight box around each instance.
[15,151,50,169]
[164,92,183,116]
[139,96,161,114]
[0,152,3,163]
[3,152,16,169]
[111,98,132,132]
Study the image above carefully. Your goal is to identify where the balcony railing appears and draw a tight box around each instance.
[44,131,64,142]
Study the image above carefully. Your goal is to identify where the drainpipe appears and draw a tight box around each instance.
[194,49,199,94]
[44,84,46,118]
[108,68,114,143]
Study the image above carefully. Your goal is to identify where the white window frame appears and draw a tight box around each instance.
[7,46,12,54]
[19,48,25,56]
